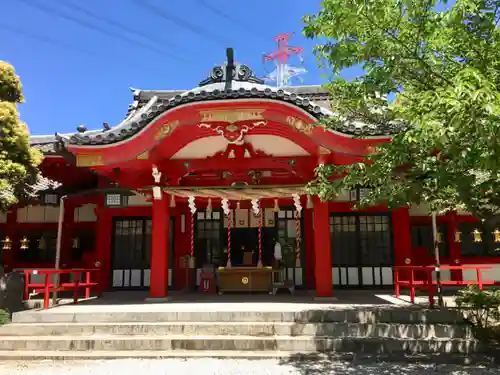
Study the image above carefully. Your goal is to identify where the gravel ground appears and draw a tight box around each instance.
[0,359,499,375]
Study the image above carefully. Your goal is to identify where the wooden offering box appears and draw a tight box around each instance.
[217,267,273,294]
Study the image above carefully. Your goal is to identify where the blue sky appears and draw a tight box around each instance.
[1,0,355,136]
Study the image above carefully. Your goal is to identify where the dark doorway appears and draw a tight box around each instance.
[223,227,276,267]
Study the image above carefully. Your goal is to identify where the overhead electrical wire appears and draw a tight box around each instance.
[0,23,153,70]
[195,0,269,41]
[61,1,187,54]
[133,0,230,47]
[0,23,97,58]
[17,0,186,63]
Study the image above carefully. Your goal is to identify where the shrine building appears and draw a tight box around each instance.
[1,53,499,299]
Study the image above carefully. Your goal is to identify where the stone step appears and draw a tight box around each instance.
[0,350,491,365]
[0,322,474,339]
[12,308,464,324]
[0,335,481,354]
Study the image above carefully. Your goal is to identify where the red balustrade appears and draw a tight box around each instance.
[20,268,100,309]
[394,265,495,307]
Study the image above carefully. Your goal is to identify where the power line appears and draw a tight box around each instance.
[195,0,268,41]
[0,23,152,71]
[62,1,187,54]
[133,0,230,47]
[17,0,186,63]
[0,23,96,58]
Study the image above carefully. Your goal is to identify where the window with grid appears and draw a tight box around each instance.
[359,215,393,266]
[329,215,358,266]
[113,219,148,270]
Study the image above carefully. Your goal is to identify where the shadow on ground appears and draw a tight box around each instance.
[278,354,499,375]
[51,289,399,306]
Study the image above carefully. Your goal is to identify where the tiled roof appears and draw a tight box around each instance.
[30,135,63,154]
[0,173,62,203]
[29,61,407,150]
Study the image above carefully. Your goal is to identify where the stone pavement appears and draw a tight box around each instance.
[0,358,498,375]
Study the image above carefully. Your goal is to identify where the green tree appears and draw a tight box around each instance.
[303,0,500,225]
[0,61,42,210]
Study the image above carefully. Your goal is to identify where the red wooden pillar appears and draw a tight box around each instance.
[447,212,462,281]
[392,207,412,280]
[313,197,332,297]
[94,198,112,294]
[303,208,315,289]
[149,191,169,299]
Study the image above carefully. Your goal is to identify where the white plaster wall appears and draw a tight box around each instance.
[244,135,309,156]
[462,264,500,284]
[171,134,310,159]
[17,205,59,223]
[409,203,431,216]
[74,204,97,222]
[127,192,151,206]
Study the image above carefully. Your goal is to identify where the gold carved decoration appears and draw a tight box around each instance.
[199,109,265,124]
[155,120,179,140]
[76,154,104,167]
[241,277,249,285]
[286,116,314,135]
[136,151,149,160]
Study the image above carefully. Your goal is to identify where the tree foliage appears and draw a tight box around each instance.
[0,62,41,210]
[303,0,500,224]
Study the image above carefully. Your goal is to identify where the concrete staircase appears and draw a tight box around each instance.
[0,306,487,362]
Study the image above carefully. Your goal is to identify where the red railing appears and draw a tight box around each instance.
[394,265,495,307]
[20,268,100,309]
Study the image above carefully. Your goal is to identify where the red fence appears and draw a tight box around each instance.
[20,268,100,309]
[394,265,495,307]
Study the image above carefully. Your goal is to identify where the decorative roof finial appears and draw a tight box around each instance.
[199,48,264,87]
[76,124,87,133]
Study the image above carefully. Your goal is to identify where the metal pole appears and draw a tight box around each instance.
[431,212,444,307]
[52,195,66,307]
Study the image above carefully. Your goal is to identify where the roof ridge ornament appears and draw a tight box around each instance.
[199,47,264,87]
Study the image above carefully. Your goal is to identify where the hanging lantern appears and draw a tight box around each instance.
[20,236,29,250]
[306,195,314,209]
[169,195,176,208]
[436,232,443,244]
[473,229,482,243]
[38,237,46,250]
[1,236,12,251]
[206,198,212,215]
[454,231,462,243]
[493,229,500,243]
[72,237,80,249]
[273,198,280,213]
